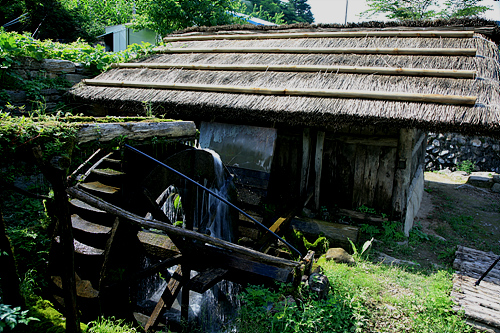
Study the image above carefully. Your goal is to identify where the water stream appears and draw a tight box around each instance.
[137,148,240,332]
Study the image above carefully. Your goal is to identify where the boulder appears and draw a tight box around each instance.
[492,183,500,194]
[325,247,355,264]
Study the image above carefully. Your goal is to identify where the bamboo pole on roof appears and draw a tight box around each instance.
[82,79,478,105]
[111,62,476,79]
[153,47,477,56]
[163,30,475,42]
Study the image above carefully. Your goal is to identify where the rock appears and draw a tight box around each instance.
[492,183,500,193]
[376,253,419,266]
[493,174,500,184]
[439,150,450,156]
[432,139,440,147]
[471,139,482,147]
[308,273,330,300]
[426,145,434,151]
[42,59,76,73]
[325,248,355,264]
[437,157,445,164]
[467,172,494,188]
[452,171,468,177]
[64,73,87,85]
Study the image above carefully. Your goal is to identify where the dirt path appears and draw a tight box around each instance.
[380,171,500,268]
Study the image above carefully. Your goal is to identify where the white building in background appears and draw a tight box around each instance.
[101,24,158,52]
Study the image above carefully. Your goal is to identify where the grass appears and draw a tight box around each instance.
[235,259,475,333]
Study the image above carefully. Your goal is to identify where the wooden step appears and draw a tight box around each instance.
[69,199,114,226]
[72,214,112,249]
[137,231,180,259]
[100,157,122,169]
[92,168,125,177]
[79,181,120,195]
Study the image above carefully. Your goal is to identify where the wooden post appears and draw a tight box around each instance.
[315,131,325,210]
[391,129,415,219]
[33,147,81,333]
[301,128,311,196]
[181,267,191,324]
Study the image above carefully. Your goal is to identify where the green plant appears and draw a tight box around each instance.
[357,205,377,214]
[349,238,373,260]
[0,304,39,332]
[87,317,139,333]
[456,160,476,174]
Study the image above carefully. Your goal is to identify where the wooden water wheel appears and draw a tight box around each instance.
[48,143,306,331]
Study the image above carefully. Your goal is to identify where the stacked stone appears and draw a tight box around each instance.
[3,57,91,113]
[425,133,500,173]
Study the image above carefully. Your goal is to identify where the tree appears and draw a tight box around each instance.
[362,0,438,20]
[362,0,491,20]
[440,0,491,18]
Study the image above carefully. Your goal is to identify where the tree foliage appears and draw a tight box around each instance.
[362,0,491,20]
[243,0,314,24]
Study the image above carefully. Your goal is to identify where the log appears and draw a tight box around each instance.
[290,216,359,247]
[154,46,477,56]
[335,208,389,224]
[111,63,476,79]
[162,30,475,42]
[76,121,197,143]
[83,79,478,105]
[66,187,300,270]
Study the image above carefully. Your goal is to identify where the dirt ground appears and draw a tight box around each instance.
[382,171,500,268]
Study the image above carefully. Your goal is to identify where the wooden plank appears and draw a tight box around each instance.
[411,133,426,158]
[67,187,300,270]
[83,79,478,106]
[112,63,476,79]
[145,265,184,332]
[76,121,197,143]
[352,144,367,208]
[301,128,311,196]
[187,267,228,294]
[315,131,325,210]
[290,216,359,247]
[373,146,397,212]
[137,231,180,259]
[363,146,380,207]
[162,30,475,42]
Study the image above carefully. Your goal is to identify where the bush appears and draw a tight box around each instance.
[456,160,476,174]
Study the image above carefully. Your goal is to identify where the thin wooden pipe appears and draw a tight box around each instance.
[82,79,478,105]
[153,46,477,56]
[111,62,476,79]
[163,30,475,42]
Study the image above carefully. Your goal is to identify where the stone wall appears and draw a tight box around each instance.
[2,57,92,113]
[425,133,500,173]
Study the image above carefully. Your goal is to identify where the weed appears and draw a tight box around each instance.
[456,160,476,174]
[357,205,377,214]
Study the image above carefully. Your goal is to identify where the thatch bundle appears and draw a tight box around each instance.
[69,23,500,137]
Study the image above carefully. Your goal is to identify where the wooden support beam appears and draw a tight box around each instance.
[391,129,415,216]
[162,30,475,42]
[301,128,311,196]
[154,46,477,57]
[76,121,196,143]
[181,267,190,324]
[315,131,325,210]
[83,79,478,106]
[411,133,427,158]
[328,135,398,147]
[111,63,476,79]
[145,265,184,332]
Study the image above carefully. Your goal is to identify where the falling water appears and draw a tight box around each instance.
[137,148,240,332]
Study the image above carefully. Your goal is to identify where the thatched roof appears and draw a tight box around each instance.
[69,20,500,137]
